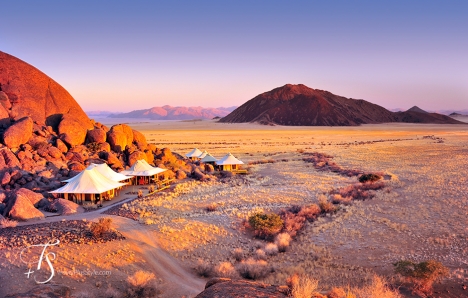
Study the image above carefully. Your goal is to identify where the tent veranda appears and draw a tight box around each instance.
[50,168,128,204]
[121,159,167,185]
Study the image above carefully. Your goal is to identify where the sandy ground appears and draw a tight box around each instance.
[1,120,467,297]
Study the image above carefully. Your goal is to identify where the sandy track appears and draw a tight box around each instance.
[111,216,205,297]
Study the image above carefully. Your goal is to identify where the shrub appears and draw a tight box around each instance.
[205,203,217,212]
[298,204,321,221]
[290,275,319,298]
[327,287,347,298]
[358,173,381,183]
[236,258,270,280]
[0,218,18,228]
[126,270,157,298]
[213,262,237,278]
[255,249,267,260]
[248,212,284,239]
[232,248,244,262]
[281,211,306,237]
[194,259,212,277]
[318,196,336,214]
[275,233,291,252]
[352,275,401,298]
[264,243,279,256]
[393,260,448,295]
[89,217,112,238]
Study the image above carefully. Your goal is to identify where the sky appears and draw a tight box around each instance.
[1,1,467,112]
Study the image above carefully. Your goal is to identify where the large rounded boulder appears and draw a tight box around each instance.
[0,51,92,135]
[2,116,33,148]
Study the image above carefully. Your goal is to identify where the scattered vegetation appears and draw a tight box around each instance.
[205,203,218,212]
[194,259,212,277]
[126,270,158,298]
[248,212,284,239]
[358,173,382,183]
[89,217,113,238]
[393,260,449,295]
[236,258,271,280]
[214,261,237,278]
[0,218,18,228]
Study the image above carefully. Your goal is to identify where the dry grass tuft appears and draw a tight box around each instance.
[275,233,291,252]
[236,258,270,280]
[352,275,401,298]
[194,259,213,277]
[290,275,319,298]
[232,248,244,262]
[126,270,157,298]
[264,243,279,256]
[0,218,18,228]
[213,261,237,278]
[89,217,113,238]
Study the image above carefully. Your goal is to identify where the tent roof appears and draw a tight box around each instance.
[216,153,244,165]
[88,163,133,182]
[201,153,217,163]
[198,150,208,158]
[120,159,167,176]
[50,168,127,194]
[186,148,203,158]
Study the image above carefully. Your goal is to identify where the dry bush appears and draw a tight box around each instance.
[331,194,352,205]
[298,204,321,221]
[318,196,336,214]
[126,270,157,298]
[327,287,348,298]
[256,249,267,260]
[248,212,284,239]
[281,211,306,238]
[352,275,401,298]
[0,218,18,228]
[264,243,279,256]
[89,217,112,238]
[194,259,213,277]
[358,173,381,183]
[393,260,448,295]
[275,233,291,252]
[232,248,244,262]
[236,258,270,280]
[213,261,237,278]
[205,203,218,212]
[290,275,319,298]
[336,182,385,201]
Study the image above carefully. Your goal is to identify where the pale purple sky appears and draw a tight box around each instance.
[1,1,467,112]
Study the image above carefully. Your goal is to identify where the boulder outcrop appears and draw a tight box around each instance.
[3,117,33,148]
[3,191,45,221]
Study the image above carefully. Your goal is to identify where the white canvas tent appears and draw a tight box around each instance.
[50,168,127,204]
[200,153,217,164]
[186,148,203,159]
[88,163,133,182]
[198,150,208,159]
[216,153,244,171]
[121,159,167,185]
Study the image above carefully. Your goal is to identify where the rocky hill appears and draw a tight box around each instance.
[0,52,201,222]
[220,84,463,126]
[109,105,236,120]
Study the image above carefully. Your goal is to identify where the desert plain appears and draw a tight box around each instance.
[1,120,467,297]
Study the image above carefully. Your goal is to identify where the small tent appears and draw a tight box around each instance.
[121,159,167,185]
[215,153,244,171]
[198,150,209,159]
[200,153,217,165]
[186,148,203,160]
[50,168,127,204]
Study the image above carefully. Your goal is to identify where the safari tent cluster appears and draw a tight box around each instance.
[185,148,244,172]
[50,160,167,204]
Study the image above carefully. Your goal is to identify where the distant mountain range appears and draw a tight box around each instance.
[107,105,237,120]
[220,84,463,126]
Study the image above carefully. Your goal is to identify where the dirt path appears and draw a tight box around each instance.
[110,216,205,297]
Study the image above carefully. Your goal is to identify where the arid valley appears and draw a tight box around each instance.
[1,120,466,297]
